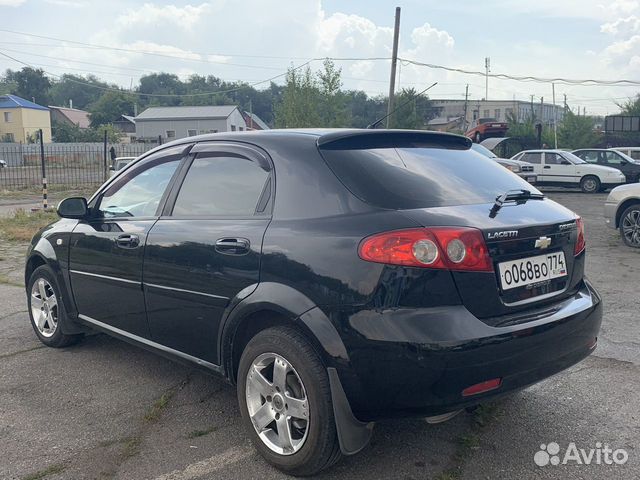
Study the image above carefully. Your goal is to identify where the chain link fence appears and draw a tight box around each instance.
[0,143,156,191]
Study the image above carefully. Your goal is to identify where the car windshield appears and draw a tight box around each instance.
[562,152,587,164]
[470,143,497,158]
[479,118,497,124]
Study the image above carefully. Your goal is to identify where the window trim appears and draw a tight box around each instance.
[161,141,274,219]
[89,144,193,220]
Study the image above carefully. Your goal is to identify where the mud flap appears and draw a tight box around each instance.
[327,367,374,455]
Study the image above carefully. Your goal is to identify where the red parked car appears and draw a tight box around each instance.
[466,118,508,143]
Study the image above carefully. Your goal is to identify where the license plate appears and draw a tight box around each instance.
[498,252,567,291]
[526,176,536,183]
[491,124,501,127]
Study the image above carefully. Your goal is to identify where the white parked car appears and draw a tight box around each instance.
[511,149,626,193]
[109,157,136,178]
[0,159,7,168]
[604,183,640,248]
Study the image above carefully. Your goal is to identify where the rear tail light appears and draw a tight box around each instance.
[358,227,493,272]
[574,217,586,255]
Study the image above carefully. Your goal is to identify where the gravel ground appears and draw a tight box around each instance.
[0,190,638,480]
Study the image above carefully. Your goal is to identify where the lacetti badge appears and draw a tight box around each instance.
[487,230,519,240]
[535,236,552,249]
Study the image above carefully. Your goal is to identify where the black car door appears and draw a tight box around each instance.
[143,142,273,364]
[69,145,190,337]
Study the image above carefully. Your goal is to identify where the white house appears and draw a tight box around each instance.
[134,105,247,142]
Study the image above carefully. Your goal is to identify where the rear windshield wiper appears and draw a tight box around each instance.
[490,189,545,217]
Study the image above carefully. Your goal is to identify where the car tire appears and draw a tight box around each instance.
[580,175,600,193]
[619,203,640,248]
[27,265,83,348]
[237,326,342,476]
[474,132,482,143]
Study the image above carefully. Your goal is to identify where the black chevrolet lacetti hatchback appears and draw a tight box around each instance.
[25,129,602,475]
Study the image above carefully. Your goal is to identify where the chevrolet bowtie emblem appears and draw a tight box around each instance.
[535,236,552,249]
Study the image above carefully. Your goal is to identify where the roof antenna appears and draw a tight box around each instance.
[367,82,438,129]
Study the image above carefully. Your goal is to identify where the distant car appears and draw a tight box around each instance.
[612,146,640,162]
[511,149,626,193]
[572,149,640,183]
[466,118,508,143]
[0,159,7,168]
[470,143,536,184]
[604,183,640,247]
[109,157,136,177]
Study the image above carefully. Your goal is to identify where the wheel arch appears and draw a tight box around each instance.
[615,198,640,228]
[220,282,350,384]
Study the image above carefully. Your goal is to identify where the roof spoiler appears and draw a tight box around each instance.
[317,129,472,151]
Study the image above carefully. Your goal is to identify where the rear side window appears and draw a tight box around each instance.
[521,152,542,164]
[320,147,533,209]
[172,154,270,216]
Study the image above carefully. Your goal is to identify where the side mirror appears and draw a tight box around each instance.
[57,197,88,219]
[620,160,628,165]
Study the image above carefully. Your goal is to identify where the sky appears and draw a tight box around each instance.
[1,0,640,115]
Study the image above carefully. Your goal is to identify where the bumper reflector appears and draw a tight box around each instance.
[462,378,502,397]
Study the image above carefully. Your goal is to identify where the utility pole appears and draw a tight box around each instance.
[539,96,544,124]
[563,93,568,112]
[386,6,401,128]
[530,95,535,119]
[463,84,469,131]
[249,99,254,130]
[552,83,558,149]
[484,57,490,100]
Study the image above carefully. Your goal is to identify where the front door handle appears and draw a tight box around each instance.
[116,234,140,249]
[215,237,250,255]
[543,166,551,169]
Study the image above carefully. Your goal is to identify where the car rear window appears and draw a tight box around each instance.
[320,147,533,209]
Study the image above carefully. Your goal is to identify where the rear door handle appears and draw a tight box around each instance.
[543,166,551,169]
[215,237,250,255]
[116,234,140,249]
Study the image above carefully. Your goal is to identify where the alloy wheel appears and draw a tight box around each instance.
[30,278,58,338]
[622,208,640,247]
[245,352,310,455]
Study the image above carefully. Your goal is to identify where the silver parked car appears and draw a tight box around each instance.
[605,183,640,247]
[470,143,537,184]
[109,156,136,178]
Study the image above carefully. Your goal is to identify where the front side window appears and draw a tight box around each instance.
[604,151,624,164]
[544,153,563,165]
[172,154,270,216]
[98,146,184,218]
[577,151,598,163]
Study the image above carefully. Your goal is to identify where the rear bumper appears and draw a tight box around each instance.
[333,280,602,421]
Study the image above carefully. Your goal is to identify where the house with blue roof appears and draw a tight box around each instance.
[0,94,52,143]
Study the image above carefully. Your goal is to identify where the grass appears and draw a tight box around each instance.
[0,185,99,199]
[121,436,142,459]
[21,463,67,480]
[144,392,175,423]
[434,403,505,480]
[0,209,59,242]
[187,426,219,438]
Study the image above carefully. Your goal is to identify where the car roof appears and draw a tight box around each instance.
[139,128,472,160]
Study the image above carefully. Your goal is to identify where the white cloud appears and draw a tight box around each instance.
[0,0,26,6]
[117,2,215,30]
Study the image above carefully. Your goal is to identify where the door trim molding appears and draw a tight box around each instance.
[78,314,223,374]
[70,270,141,285]
[144,282,228,300]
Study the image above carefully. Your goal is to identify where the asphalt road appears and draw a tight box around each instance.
[1,191,639,480]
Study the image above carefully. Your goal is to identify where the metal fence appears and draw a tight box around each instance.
[0,143,155,190]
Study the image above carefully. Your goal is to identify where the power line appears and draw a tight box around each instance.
[0,50,315,97]
[399,58,640,86]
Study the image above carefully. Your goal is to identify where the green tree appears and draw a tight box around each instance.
[50,74,110,110]
[557,111,598,149]
[8,67,51,106]
[317,59,348,127]
[388,88,435,129]
[275,66,321,128]
[52,120,123,143]
[617,95,640,116]
[88,91,135,127]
